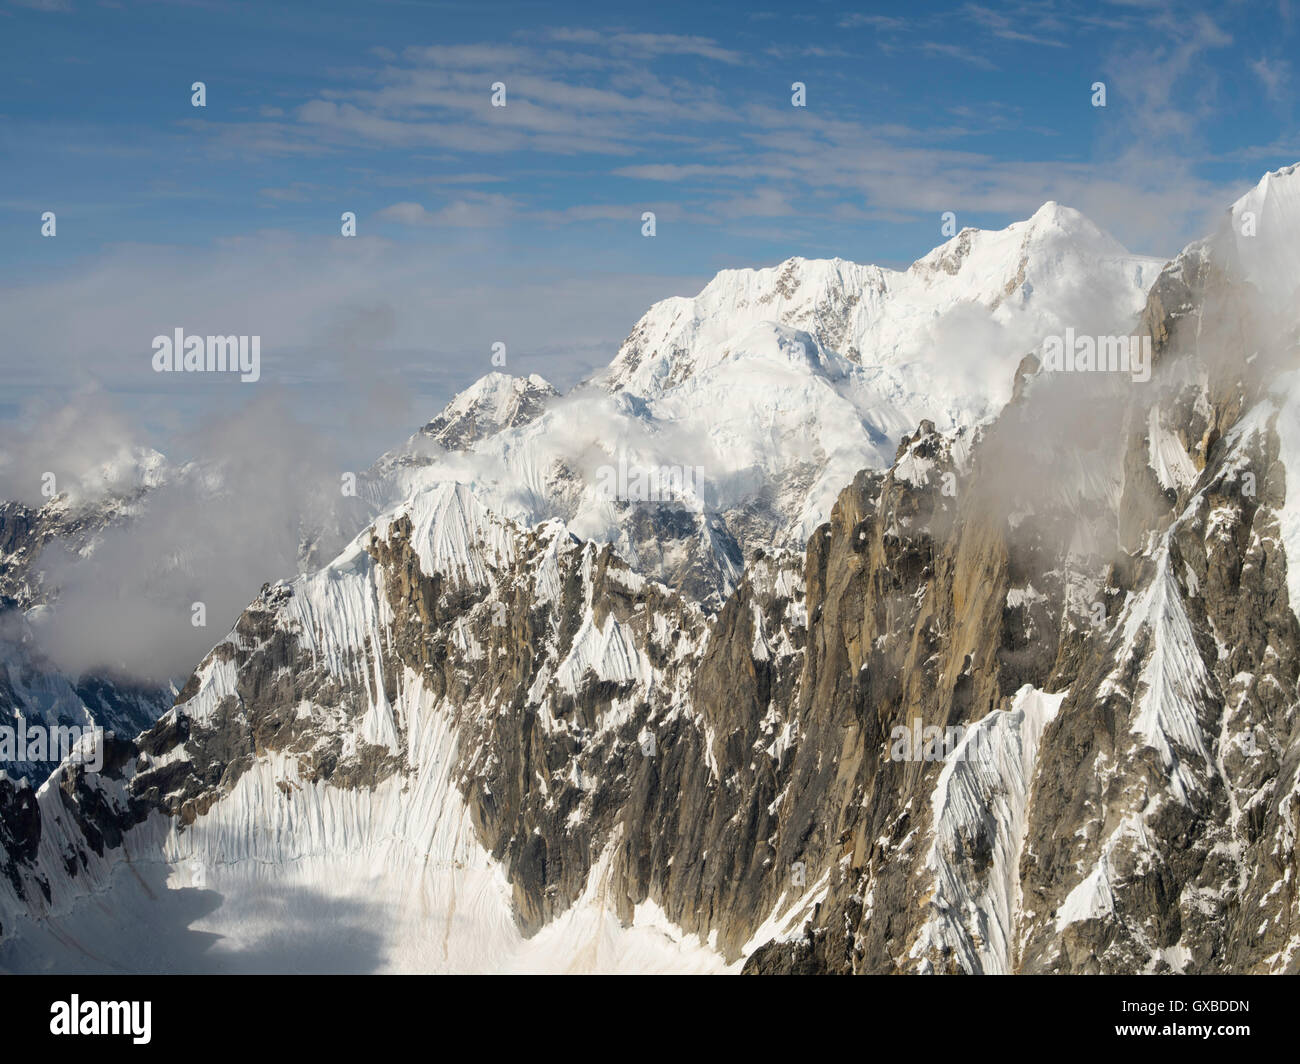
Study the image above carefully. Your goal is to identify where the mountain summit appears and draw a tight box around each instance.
[365,204,1161,607]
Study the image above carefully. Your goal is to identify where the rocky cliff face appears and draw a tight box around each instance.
[744,231,1300,974]
[1,174,1298,974]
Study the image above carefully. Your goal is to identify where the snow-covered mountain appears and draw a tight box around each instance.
[367,206,1160,608]
[0,438,369,786]
[601,202,1158,419]
[0,449,174,782]
[2,170,1298,975]
[0,445,167,608]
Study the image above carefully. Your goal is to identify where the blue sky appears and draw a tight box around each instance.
[1,0,1297,467]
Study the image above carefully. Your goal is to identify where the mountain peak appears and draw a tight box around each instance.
[1220,158,1300,301]
[1025,199,1090,232]
[419,372,558,452]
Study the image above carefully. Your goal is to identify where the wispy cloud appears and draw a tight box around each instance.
[919,41,1000,69]
[1251,55,1291,103]
[838,14,908,30]
[962,3,1069,47]
[374,192,517,227]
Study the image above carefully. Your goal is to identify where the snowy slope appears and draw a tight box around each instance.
[0,484,734,973]
[603,203,1160,427]
[912,685,1067,974]
[1277,373,1300,622]
[0,713,730,974]
[1221,162,1300,307]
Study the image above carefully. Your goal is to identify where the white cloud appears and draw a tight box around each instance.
[1251,56,1291,102]
[374,193,516,227]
